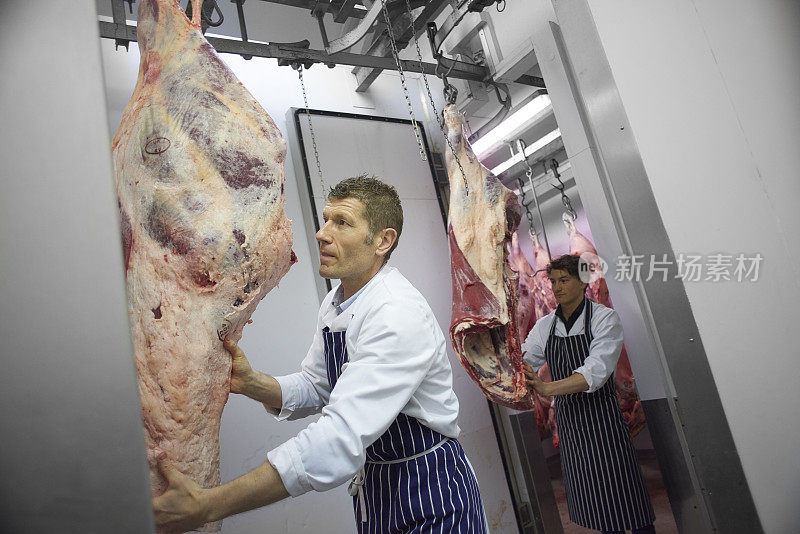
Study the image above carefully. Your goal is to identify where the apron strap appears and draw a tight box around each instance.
[583,299,593,342]
[347,468,368,523]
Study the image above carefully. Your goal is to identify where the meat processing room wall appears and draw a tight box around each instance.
[546,0,800,531]
[100,36,517,533]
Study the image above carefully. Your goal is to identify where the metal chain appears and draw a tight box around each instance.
[518,173,538,234]
[402,0,469,194]
[549,158,576,220]
[515,140,552,260]
[510,143,537,234]
[297,65,325,195]
[380,0,427,162]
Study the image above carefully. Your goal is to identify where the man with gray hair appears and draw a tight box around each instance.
[154,175,488,533]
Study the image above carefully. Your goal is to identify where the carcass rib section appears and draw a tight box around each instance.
[112,1,295,530]
[529,233,560,442]
[507,232,537,344]
[445,105,533,410]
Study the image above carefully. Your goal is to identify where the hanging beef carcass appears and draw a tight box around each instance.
[564,217,645,436]
[445,105,533,410]
[530,233,558,326]
[529,232,560,443]
[507,231,554,437]
[507,232,537,344]
[112,1,295,530]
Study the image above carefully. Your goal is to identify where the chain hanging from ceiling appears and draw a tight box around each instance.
[402,0,470,194]
[296,65,326,196]
[513,139,552,261]
[379,0,427,162]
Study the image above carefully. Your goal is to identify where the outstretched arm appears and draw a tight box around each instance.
[153,455,289,533]
[224,339,283,410]
[524,362,589,396]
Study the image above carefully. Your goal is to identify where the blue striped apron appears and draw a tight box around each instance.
[322,327,488,533]
[544,301,655,531]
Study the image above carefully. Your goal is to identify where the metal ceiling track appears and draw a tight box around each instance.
[99,0,544,88]
[98,20,540,87]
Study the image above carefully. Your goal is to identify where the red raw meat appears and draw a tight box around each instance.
[530,233,558,324]
[507,232,537,343]
[529,232,559,442]
[112,1,295,530]
[445,105,533,410]
[564,217,645,436]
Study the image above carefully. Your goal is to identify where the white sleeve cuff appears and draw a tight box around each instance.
[573,366,597,393]
[267,440,313,497]
[269,374,305,421]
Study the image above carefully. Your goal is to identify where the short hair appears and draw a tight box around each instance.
[328,174,403,261]
[547,254,582,279]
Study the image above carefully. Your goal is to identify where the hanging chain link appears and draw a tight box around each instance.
[402,0,469,194]
[380,0,427,162]
[511,142,537,234]
[549,158,576,220]
[297,65,325,195]
[518,171,538,235]
[514,139,553,261]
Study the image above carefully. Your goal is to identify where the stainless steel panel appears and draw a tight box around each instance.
[641,399,707,533]
[0,1,154,532]
[506,411,564,534]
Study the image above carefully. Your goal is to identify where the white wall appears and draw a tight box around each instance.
[0,2,154,532]
[575,1,800,531]
[100,28,517,532]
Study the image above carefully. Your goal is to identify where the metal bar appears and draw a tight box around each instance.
[351,0,449,91]
[97,21,547,87]
[110,0,126,24]
[325,0,383,53]
[316,12,330,49]
[515,74,546,88]
[256,0,367,18]
[233,0,253,59]
[431,5,465,53]
[110,0,130,49]
[334,0,360,23]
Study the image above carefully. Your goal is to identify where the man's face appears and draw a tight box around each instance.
[548,269,586,306]
[315,197,380,282]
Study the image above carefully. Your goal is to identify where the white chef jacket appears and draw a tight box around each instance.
[521,300,624,393]
[266,266,461,497]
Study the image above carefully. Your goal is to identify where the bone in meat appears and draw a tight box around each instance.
[445,105,533,410]
[112,1,295,530]
[564,217,645,436]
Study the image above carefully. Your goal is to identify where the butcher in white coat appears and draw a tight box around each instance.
[153,175,488,533]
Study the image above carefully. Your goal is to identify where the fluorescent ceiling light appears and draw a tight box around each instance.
[471,95,552,157]
[490,129,561,176]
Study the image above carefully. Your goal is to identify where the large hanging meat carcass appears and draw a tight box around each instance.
[507,231,554,437]
[445,105,534,410]
[112,0,295,530]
